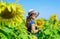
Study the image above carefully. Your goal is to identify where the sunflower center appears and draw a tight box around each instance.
[0,8,15,19]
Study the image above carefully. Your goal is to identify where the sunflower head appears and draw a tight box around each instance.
[50,14,59,26]
[50,14,58,19]
[0,2,25,19]
[36,18,45,26]
[0,2,25,27]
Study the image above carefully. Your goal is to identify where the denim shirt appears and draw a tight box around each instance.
[27,19,38,37]
[27,19,35,32]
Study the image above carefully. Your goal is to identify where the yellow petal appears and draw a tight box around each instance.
[0,9,1,13]
[7,5,11,12]
[11,4,16,11]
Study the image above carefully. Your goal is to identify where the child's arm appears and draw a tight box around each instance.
[31,24,38,33]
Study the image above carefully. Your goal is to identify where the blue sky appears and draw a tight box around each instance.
[4,0,60,19]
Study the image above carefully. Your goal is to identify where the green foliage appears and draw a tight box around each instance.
[0,1,60,39]
[37,20,60,39]
[0,20,28,39]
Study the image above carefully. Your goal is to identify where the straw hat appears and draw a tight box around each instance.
[28,9,39,17]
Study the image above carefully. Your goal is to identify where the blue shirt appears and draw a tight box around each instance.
[28,19,35,32]
[27,19,38,37]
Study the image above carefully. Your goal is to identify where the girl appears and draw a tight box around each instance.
[26,9,39,36]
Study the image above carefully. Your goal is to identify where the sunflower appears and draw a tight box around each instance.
[50,14,59,26]
[0,2,25,27]
[35,18,45,29]
[36,18,45,26]
[50,14,58,20]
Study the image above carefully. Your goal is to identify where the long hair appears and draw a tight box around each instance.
[26,13,33,28]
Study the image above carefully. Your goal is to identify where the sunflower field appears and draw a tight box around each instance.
[36,14,60,39]
[0,0,60,39]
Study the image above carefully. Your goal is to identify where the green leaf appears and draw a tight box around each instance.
[0,29,9,39]
[44,29,52,35]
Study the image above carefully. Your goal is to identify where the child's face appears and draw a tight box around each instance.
[31,11,37,19]
[32,15,36,19]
